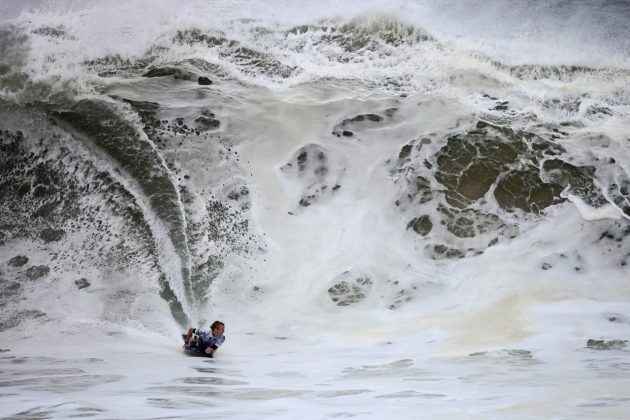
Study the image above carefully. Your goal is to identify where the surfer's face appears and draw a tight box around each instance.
[212,324,225,336]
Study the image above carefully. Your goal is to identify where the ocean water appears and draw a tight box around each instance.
[1,1,629,418]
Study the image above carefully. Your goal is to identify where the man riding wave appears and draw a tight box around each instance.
[183,320,225,357]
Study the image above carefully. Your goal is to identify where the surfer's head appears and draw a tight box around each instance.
[210,320,225,336]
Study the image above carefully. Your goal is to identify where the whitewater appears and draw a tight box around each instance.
[1,0,629,418]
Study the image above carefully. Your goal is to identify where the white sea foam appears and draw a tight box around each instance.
[567,194,624,221]
[6,0,628,94]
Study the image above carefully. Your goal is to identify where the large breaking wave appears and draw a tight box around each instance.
[0,2,629,417]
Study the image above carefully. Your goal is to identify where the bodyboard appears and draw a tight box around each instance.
[182,333,213,357]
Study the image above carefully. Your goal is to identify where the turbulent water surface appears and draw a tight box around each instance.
[1,0,629,418]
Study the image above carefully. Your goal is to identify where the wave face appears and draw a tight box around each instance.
[1,1,629,418]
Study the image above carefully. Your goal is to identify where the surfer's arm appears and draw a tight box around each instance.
[203,336,225,354]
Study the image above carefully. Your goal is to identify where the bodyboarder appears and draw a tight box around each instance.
[183,320,225,357]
